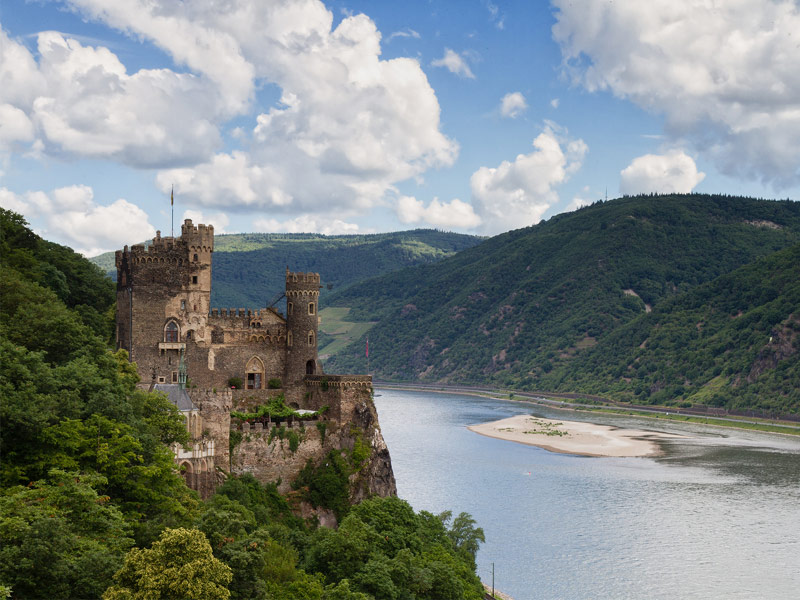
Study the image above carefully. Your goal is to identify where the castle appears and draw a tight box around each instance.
[115,220,394,503]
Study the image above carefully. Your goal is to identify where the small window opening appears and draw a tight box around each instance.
[181,300,186,310]
[192,276,198,284]
[193,253,199,262]
[287,302,293,316]
[171,371,178,383]
[157,376,166,383]
[247,373,262,390]
[308,302,316,315]
[307,330,314,346]
[186,330,192,340]
[287,331,293,347]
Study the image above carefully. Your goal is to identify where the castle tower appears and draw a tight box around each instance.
[114,219,214,384]
[284,269,322,387]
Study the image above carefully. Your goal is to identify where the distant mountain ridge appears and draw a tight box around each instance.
[324,194,800,413]
[90,229,483,307]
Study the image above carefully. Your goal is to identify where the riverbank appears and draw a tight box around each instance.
[467,414,681,457]
[375,382,800,436]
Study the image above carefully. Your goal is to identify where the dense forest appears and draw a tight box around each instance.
[0,209,485,599]
[325,195,800,414]
[90,230,483,309]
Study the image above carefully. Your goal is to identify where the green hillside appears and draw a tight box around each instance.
[90,229,483,308]
[324,194,800,413]
[542,243,800,413]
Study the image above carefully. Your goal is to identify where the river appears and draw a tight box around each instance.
[373,388,800,600]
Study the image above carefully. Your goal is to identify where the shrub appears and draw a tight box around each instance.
[288,430,300,453]
[228,377,243,389]
[268,378,282,389]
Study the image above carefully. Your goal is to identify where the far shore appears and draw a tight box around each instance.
[467,414,682,457]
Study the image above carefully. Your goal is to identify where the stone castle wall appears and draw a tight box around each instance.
[116,220,394,505]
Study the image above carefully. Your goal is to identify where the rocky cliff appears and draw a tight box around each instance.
[191,377,396,523]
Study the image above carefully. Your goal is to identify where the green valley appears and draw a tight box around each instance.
[323,194,800,414]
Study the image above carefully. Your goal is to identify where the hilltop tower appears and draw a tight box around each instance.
[284,268,322,387]
[115,219,214,383]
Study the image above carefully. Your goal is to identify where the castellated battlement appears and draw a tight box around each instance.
[286,268,321,290]
[207,307,286,341]
[114,221,213,269]
[305,375,373,388]
[181,219,215,250]
[209,308,281,319]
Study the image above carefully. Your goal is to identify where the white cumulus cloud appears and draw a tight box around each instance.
[470,124,587,234]
[619,151,705,195]
[3,1,458,221]
[396,196,481,229]
[0,27,225,167]
[552,0,800,188]
[431,48,475,79]
[141,4,458,215]
[500,92,528,118]
[0,184,155,256]
[252,215,360,236]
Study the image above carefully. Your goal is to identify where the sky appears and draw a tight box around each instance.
[1,0,798,256]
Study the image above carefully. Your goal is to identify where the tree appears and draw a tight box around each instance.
[103,528,232,600]
[0,470,133,600]
[442,511,485,568]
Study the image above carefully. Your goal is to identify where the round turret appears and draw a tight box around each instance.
[284,269,322,386]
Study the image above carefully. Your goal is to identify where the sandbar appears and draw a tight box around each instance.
[467,414,680,457]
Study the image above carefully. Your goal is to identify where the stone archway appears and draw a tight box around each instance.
[306,359,316,375]
[246,356,265,390]
[179,461,194,489]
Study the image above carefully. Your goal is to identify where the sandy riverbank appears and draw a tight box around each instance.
[468,415,681,457]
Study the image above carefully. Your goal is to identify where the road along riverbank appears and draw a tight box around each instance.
[467,414,683,457]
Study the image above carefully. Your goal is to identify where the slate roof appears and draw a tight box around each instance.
[153,384,197,411]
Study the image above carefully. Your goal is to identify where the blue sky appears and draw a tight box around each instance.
[1,0,798,255]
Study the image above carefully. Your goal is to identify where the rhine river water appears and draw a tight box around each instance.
[373,389,800,600]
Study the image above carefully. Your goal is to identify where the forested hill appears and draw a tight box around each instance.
[91,229,483,308]
[1,209,489,599]
[325,194,800,413]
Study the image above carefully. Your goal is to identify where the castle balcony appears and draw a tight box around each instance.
[171,439,215,460]
[159,342,186,351]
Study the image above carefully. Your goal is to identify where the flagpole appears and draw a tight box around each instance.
[366,337,370,375]
[171,185,174,237]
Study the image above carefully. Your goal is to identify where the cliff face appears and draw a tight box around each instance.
[192,378,396,521]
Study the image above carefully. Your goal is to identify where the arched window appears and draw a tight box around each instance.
[307,330,314,346]
[193,253,199,262]
[308,302,316,315]
[165,321,179,342]
[306,359,316,375]
[246,356,264,390]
